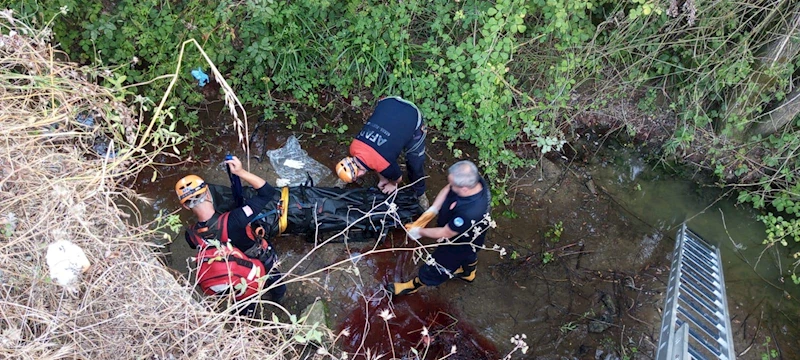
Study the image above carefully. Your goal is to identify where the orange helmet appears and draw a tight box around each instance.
[175,174,209,204]
[336,157,361,183]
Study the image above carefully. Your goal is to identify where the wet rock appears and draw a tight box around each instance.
[601,292,617,315]
[588,312,614,333]
[300,298,329,329]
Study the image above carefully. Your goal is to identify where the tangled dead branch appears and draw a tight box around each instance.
[0,11,321,359]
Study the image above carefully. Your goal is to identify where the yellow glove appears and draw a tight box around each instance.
[404,208,438,230]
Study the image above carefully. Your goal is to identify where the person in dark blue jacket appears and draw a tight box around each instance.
[386,160,492,296]
[176,156,286,304]
[335,97,428,206]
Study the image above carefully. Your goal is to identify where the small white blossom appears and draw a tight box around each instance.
[378,309,395,321]
[450,345,457,354]
[510,334,529,354]
[59,6,69,15]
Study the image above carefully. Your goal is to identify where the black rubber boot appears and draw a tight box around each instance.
[386,277,425,296]
[454,261,478,282]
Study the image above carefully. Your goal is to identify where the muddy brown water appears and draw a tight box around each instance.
[134,106,800,359]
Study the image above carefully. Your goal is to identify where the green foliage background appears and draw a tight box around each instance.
[6,0,800,279]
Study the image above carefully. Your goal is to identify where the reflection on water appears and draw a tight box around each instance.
[590,147,800,315]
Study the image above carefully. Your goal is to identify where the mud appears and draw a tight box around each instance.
[135,105,800,359]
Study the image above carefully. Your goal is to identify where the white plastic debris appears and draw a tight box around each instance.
[283,159,305,169]
[46,240,90,292]
[276,178,291,187]
[267,135,332,186]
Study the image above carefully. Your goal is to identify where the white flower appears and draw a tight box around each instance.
[378,309,394,321]
[59,6,69,15]
[450,345,457,354]
[510,334,529,354]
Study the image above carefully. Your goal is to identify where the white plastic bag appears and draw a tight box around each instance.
[267,135,332,187]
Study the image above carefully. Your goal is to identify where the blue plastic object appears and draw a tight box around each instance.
[225,154,233,161]
[191,67,209,87]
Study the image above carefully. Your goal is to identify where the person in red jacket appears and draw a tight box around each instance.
[336,96,428,207]
[175,156,286,306]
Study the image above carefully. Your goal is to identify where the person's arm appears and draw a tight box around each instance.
[377,162,403,194]
[226,156,266,190]
[417,224,458,239]
[225,155,276,218]
[404,184,450,229]
[428,185,450,212]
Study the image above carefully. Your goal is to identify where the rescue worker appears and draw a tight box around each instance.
[335,96,428,207]
[175,156,286,303]
[386,160,491,296]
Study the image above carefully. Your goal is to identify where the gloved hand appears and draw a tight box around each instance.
[407,227,422,240]
[405,208,438,230]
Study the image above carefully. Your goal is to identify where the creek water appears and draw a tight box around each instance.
[134,108,799,359]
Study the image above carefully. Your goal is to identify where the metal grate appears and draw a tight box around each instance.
[656,223,736,360]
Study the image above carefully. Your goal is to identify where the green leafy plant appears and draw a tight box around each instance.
[502,209,519,219]
[545,221,563,243]
[760,336,778,360]
[542,251,554,264]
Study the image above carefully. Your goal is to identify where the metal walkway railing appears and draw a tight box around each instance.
[656,223,736,360]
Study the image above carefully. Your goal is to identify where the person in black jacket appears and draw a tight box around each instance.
[335,96,428,207]
[175,156,286,303]
[386,160,491,296]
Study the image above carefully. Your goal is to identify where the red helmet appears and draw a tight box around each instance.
[175,175,208,204]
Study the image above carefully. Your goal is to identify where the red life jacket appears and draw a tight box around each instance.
[188,212,269,301]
